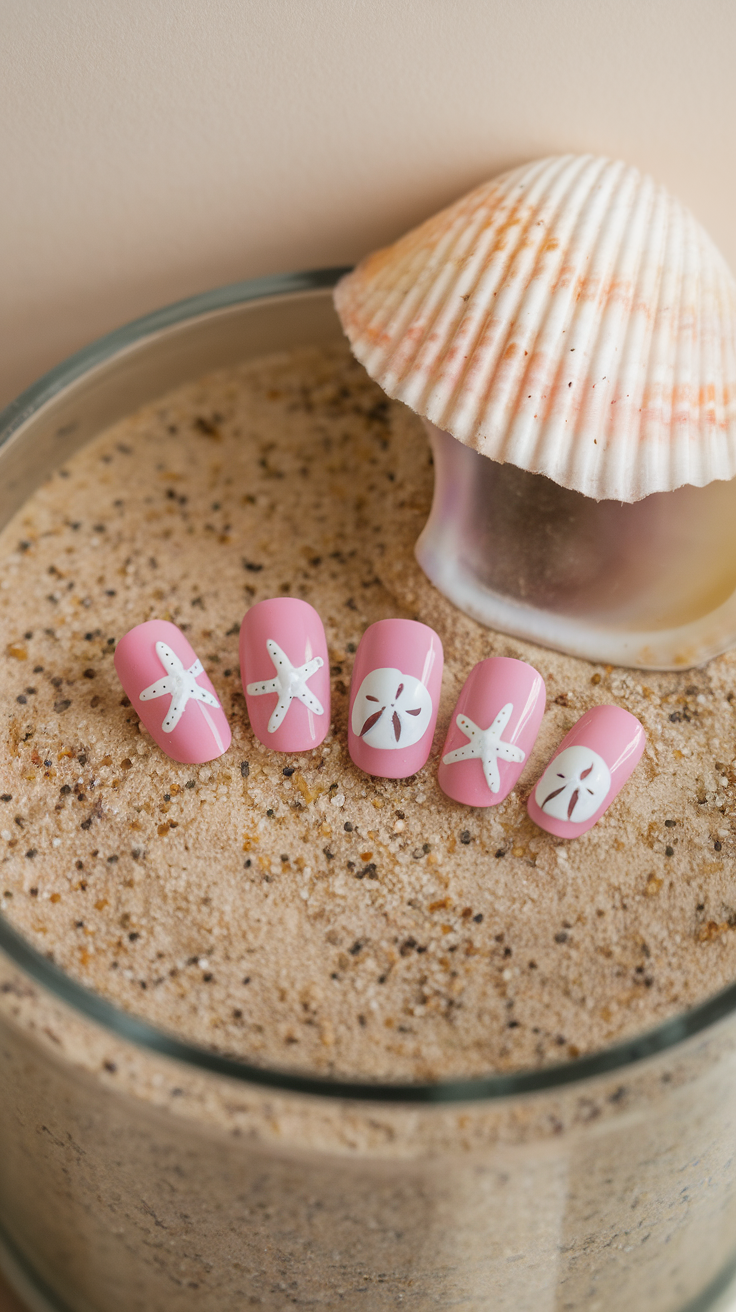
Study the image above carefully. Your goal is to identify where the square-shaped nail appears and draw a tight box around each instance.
[528,704,645,837]
[114,620,231,764]
[240,597,330,752]
[348,619,443,778]
[438,657,545,807]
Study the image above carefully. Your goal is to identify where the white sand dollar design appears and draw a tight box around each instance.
[352,668,432,750]
[535,744,611,823]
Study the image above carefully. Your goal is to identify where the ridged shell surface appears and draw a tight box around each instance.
[335,155,736,502]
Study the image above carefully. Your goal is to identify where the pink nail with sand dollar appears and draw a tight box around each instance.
[438,657,545,807]
[114,619,231,764]
[348,618,443,779]
[528,704,645,838]
[240,597,330,752]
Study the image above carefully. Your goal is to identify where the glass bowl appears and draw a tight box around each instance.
[2,271,736,1312]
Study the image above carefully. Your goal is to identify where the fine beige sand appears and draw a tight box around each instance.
[1,342,735,1081]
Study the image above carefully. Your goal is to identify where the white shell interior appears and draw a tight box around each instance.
[417,421,736,670]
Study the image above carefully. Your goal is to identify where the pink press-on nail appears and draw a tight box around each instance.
[528,704,645,838]
[240,597,330,752]
[438,657,545,807]
[348,618,443,779]
[114,619,231,764]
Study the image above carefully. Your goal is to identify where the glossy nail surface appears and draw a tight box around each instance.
[528,704,645,838]
[240,597,330,752]
[438,657,545,807]
[348,618,443,778]
[114,619,231,764]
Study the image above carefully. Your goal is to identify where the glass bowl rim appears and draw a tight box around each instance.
[1,266,733,1106]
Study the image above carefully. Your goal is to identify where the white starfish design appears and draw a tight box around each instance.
[139,641,221,733]
[246,639,324,733]
[442,702,525,794]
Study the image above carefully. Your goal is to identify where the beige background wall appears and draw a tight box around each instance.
[2,0,736,411]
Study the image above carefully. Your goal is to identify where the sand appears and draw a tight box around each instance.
[1,341,735,1082]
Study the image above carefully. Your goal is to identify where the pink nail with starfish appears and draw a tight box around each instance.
[528,704,645,838]
[438,657,545,807]
[240,597,330,752]
[348,618,443,779]
[114,619,231,764]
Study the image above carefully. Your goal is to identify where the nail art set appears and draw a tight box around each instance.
[437,657,545,808]
[527,705,645,838]
[348,619,443,781]
[240,598,330,753]
[115,598,646,840]
[114,620,232,765]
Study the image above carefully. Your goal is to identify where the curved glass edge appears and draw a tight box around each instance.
[0,267,352,448]
[0,1222,71,1312]
[3,902,736,1103]
[1,268,736,1105]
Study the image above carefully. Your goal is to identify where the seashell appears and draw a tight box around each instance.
[335,154,736,503]
[335,156,736,669]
